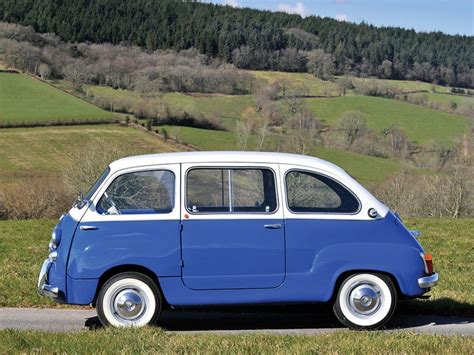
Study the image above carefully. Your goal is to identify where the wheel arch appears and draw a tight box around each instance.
[329,269,402,302]
[92,264,169,307]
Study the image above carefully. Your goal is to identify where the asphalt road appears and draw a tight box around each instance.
[0,307,473,336]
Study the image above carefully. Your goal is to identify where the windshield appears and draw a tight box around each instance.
[84,167,111,201]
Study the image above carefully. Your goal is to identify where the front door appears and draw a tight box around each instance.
[181,164,285,290]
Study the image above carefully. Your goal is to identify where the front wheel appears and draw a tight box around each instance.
[333,273,397,330]
[97,272,162,327]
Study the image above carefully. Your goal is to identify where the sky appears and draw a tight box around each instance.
[207,0,473,36]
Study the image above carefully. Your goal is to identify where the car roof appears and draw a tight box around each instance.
[109,151,346,176]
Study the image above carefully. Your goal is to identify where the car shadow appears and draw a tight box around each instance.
[84,300,473,331]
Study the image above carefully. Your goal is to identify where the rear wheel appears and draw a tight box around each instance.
[97,272,162,327]
[333,273,397,330]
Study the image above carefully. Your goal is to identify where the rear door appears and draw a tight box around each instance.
[180,163,285,290]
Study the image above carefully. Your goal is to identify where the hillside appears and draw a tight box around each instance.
[302,96,469,145]
[86,77,469,145]
[1,0,472,88]
[0,73,114,122]
[158,125,406,186]
[0,125,177,188]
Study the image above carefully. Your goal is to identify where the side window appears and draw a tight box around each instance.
[286,170,359,213]
[187,168,277,213]
[98,170,175,215]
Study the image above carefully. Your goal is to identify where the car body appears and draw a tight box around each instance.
[38,151,438,329]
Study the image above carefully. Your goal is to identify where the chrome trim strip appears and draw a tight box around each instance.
[418,273,439,288]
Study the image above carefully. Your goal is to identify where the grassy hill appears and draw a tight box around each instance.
[0,73,114,122]
[252,70,340,96]
[0,125,177,187]
[160,125,408,186]
[302,96,469,145]
[86,85,254,129]
[85,74,469,146]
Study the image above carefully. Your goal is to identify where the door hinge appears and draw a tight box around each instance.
[180,260,184,267]
[180,224,184,232]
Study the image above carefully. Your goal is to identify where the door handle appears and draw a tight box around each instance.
[264,224,282,229]
[80,225,99,231]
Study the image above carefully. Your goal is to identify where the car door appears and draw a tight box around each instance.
[68,164,182,279]
[181,163,285,290]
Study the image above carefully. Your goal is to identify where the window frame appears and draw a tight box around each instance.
[184,166,280,215]
[96,168,176,216]
[284,168,361,215]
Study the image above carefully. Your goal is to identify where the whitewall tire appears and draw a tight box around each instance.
[333,273,397,330]
[97,272,162,327]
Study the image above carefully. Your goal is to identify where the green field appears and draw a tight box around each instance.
[86,81,469,146]
[0,327,472,353]
[0,73,114,122]
[410,92,474,107]
[0,218,472,314]
[251,70,340,96]
[86,85,254,129]
[250,70,465,96]
[161,125,405,186]
[0,125,177,187]
[350,76,453,94]
[302,96,469,145]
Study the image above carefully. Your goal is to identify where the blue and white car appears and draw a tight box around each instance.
[38,152,438,329]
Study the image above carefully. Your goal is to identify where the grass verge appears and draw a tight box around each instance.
[0,328,472,353]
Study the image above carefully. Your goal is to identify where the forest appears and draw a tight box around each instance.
[0,0,472,88]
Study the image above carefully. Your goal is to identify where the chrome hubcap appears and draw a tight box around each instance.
[349,283,381,316]
[113,289,145,321]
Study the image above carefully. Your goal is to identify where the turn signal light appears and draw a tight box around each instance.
[423,253,434,274]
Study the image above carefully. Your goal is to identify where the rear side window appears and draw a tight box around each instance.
[187,168,277,213]
[286,170,359,213]
[98,170,175,215]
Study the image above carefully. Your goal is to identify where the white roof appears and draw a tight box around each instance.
[110,151,346,175]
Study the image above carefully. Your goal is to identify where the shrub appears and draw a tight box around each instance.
[0,177,72,220]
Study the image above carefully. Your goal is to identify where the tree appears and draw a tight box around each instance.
[37,63,51,79]
[284,109,323,154]
[306,49,335,80]
[450,100,458,112]
[387,126,410,158]
[337,76,353,96]
[338,111,368,146]
[236,107,258,150]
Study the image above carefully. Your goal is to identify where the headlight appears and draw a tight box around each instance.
[48,251,58,262]
[49,228,62,251]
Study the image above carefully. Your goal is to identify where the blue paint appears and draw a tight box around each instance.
[46,214,80,299]
[66,276,99,305]
[181,219,285,290]
[159,212,426,306]
[42,211,429,306]
[67,220,181,279]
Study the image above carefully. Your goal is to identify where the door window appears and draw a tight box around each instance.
[186,168,277,213]
[286,170,359,213]
[97,170,175,215]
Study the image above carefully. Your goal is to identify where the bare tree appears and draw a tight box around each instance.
[337,111,368,146]
[236,107,257,150]
[306,49,335,80]
[284,109,323,154]
[37,63,51,79]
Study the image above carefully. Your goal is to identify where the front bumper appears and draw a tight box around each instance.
[418,272,439,288]
[37,259,59,299]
